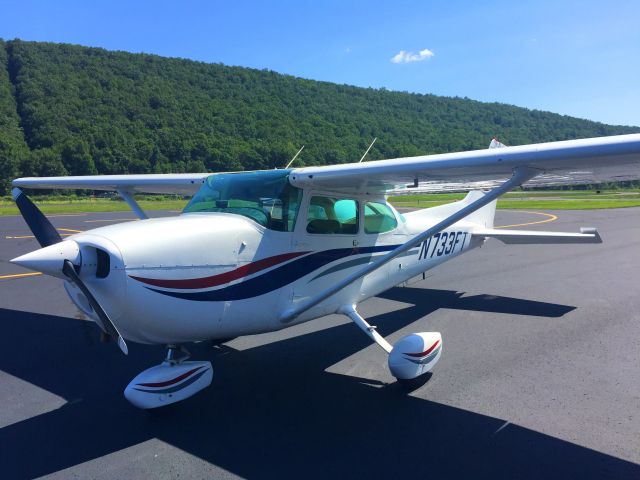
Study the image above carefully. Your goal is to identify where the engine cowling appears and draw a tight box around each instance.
[124,360,213,409]
[388,332,442,380]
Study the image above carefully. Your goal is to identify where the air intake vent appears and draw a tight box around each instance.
[96,249,110,278]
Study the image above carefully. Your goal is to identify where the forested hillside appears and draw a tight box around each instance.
[0,40,29,191]
[0,39,637,194]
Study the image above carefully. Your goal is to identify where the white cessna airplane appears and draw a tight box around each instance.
[10,134,640,409]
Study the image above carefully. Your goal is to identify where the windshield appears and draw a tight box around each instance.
[183,170,302,232]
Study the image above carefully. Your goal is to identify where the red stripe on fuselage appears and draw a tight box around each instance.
[129,251,309,289]
[404,339,440,358]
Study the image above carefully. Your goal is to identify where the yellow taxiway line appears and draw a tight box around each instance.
[0,272,43,280]
[495,211,558,229]
[5,227,83,239]
[83,218,139,223]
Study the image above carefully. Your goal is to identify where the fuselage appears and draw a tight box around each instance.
[63,191,489,345]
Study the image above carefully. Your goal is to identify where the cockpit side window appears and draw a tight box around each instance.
[306,196,359,234]
[183,170,302,232]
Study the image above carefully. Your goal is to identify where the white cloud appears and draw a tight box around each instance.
[391,48,434,64]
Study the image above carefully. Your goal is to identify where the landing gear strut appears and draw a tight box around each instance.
[165,344,191,364]
[124,344,213,409]
[339,304,442,382]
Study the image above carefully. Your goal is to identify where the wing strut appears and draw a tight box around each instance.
[117,189,149,220]
[279,166,539,323]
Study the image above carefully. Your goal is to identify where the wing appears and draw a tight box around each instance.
[12,134,640,195]
[289,134,640,193]
[12,173,210,195]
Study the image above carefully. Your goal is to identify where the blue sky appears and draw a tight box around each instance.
[2,0,639,126]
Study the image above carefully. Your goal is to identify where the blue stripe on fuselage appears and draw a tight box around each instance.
[147,245,400,302]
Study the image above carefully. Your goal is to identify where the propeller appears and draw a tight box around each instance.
[62,259,128,354]
[12,187,62,247]
[11,187,128,355]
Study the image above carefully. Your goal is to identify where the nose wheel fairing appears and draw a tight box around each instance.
[124,346,213,409]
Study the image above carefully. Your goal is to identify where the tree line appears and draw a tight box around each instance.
[0,39,637,195]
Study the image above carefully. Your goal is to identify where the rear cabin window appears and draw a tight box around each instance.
[364,202,398,234]
[306,196,359,234]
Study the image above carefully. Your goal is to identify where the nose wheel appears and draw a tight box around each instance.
[124,344,213,409]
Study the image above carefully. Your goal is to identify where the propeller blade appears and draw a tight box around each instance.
[62,259,128,355]
[12,187,62,248]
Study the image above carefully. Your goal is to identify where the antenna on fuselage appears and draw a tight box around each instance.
[359,137,377,163]
[285,145,305,169]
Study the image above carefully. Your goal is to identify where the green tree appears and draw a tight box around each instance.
[0,38,636,192]
[60,139,98,175]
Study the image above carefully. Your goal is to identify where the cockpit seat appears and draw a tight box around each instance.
[307,219,341,234]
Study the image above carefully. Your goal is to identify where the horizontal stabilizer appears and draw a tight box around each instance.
[472,227,602,244]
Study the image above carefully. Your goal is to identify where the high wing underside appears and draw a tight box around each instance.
[290,134,640,193]
[12,173,210,195]
[11,134,640,195]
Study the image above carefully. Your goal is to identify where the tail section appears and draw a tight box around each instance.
[460,138,506,226]
[402,189,497,228]
[460,190,497,228]
[463,137,507,227]
[489,137,507,149]
[402,137,503,227]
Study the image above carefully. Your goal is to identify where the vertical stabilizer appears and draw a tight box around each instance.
[489,137,507,149]
[461,190,497,228]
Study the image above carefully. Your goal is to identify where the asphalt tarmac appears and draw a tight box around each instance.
[0,208,639,479]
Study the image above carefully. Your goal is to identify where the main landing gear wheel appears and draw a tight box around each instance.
[124,345,213,410]
[340,305,442,387]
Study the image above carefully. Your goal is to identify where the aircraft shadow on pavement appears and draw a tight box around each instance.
[378,286,577,318]
[0,288,636,480]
